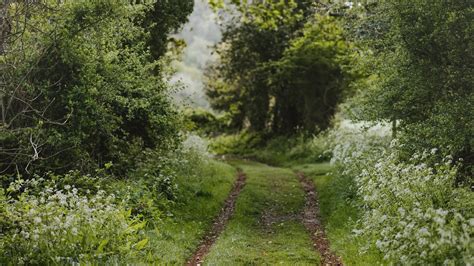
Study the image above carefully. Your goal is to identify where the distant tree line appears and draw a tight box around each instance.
[206,0,354,134]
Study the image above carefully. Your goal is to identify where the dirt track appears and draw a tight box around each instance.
[186,170,247,266]
[298,172,343,266]
[186,166,342,266]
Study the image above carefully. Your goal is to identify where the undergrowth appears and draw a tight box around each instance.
[0,135,237,264]
[210,131,331,166]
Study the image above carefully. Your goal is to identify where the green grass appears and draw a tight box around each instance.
[205,160,320,265]
[210,133,330,167]
[210,134,384,265]
[292,163,384,265]
[144,160,237,264]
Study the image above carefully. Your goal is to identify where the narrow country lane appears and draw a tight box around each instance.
[194,160,330,265]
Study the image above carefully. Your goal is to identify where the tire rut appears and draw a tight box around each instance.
[297,172,343,266]
[186,170,247,266]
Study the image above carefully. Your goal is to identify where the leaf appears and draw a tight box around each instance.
[125,220,147,234]
[134,238,148,250]
[132,220,147,231]
[97,239,109,253]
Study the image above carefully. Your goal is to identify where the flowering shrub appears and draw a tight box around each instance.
[329,120,392,171]
[326,120,474,265]
[182,134,212,158]
[357,150,473,264]
[0,178,149,265]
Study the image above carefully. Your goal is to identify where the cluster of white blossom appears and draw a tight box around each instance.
[326,121,473,264]
[0,178,147,264]
[329,120,391,170]
[182,133,211,157]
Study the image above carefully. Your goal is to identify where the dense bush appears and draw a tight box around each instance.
[0,1,199,263]
[209,131,266,156]
[358,149,473,264]
[208,128,335,165]
[0,0,193,177]
[0,133,235,264]
[328,121,473,265]
[183,108,231,136]
[117,134,216,220]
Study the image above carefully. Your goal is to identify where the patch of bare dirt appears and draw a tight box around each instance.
[260,208,300,234]
[186,170,247,266]
[297,172,343,266]
[259,179,301,234]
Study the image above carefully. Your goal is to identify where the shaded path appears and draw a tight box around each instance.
[298,172,343,266]
[186,170,247,266]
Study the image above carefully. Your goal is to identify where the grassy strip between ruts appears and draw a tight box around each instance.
[204,160,320,265]
[143,160,237,264]
[292,163,384,265]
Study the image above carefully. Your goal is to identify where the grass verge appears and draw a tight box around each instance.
[144,159,237,264]
[292,163,384,265]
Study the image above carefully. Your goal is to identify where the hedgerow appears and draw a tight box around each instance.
[327,122,473,265]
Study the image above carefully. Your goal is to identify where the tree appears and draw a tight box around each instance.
[348,0,473,180]
[144,0,194,60]
[206,0,353,134]
[0,0,193,177]
[271,15,354,132]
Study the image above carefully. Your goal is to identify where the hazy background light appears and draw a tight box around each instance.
[171,0,223,109]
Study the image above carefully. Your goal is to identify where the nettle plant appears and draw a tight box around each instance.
[0,178,149,265]
[328,122,473,265]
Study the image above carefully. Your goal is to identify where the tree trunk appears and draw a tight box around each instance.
[392,119,397,139]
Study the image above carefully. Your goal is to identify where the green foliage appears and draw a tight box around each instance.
[209,131,266,155]
[183,108,230,136]
[206,2,354,134]
[250,134,332,166]
[328,122,473,265]
[209,129,333,166]
[143,0,194,60]
[205,0,308,133]
[0,140,240,264]
[358,150,473,264]
[0,178,148,265]
[270,15,355,132]
[347,0,474,178]
[0,0,193,177]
